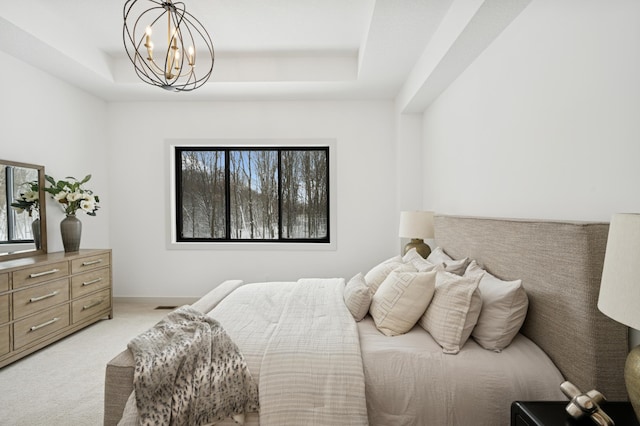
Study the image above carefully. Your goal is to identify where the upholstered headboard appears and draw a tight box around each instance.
[434,215,628,400]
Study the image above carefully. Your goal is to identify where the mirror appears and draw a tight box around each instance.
[0,159,48,260]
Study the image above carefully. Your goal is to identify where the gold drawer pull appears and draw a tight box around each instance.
[82,278,102,286]
[30,317,60,331]
[29,290,59,303]
[29,269,60,278]
[83,299,104,311]
[82,259,103,266]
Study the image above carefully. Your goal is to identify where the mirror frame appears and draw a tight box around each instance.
[1,159,48,261]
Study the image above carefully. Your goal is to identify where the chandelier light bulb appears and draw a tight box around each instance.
[188,45,194,65]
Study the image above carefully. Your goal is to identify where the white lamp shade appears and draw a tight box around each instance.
[399,211,434,240]
[598,213,640,330]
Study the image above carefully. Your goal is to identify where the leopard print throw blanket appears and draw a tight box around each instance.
[128,305,259,426]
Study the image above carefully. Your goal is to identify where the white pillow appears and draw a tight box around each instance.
[419,271,483,354]
[425,246,452,263]
[465,260,529,351]
[343,273,372,322]
[402,248,439,272]
[364,255,403,294]
[370,265,438,336]
[426,247,469,275]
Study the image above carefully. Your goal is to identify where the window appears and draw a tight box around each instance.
[175,146,329,243]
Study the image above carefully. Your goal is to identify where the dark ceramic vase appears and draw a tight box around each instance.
[60,214,82,252]
[31,217,41,249]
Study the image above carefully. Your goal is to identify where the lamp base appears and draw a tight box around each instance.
[626,344,640,421]
[403,239,431,259]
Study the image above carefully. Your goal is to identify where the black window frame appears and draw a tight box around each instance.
[175,146,330,244]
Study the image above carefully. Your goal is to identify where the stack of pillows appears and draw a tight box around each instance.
[343,247,529,354]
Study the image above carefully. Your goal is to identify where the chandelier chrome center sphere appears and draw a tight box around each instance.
[123,0,214,92]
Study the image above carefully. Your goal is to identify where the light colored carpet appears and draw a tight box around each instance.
[0,300,174,426]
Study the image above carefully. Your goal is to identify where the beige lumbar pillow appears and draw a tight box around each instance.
[343,273,372,322]
[419,271,483,354]
[370,264,439,336]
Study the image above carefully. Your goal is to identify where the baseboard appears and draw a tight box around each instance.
[113,296,199,306]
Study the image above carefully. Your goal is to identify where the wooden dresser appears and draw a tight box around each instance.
[0,249,112,368]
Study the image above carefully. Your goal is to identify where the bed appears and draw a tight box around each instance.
[103,215,629,425]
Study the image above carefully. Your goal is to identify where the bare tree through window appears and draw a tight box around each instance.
[176,146,329,243]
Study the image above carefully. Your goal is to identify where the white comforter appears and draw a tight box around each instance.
[210,279,565,426]
[210,279,368,426]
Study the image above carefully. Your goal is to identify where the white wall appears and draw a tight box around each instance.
[422,0,640,222]
[107,101,398,298]
[1,50,110,252]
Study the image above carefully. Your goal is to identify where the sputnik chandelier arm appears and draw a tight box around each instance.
[123,0,214,92]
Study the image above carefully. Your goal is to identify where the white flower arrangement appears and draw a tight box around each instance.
[45,174,100,216]
[10,180,40,217]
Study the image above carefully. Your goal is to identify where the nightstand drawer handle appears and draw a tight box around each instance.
[29,269,60,278]
[82,259,103,266]
[83,299,104,311]
[29,290,59,303]
[82,278,102,286]
[30,317,60,331]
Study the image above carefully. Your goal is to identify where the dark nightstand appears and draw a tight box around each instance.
[511,401,639,426]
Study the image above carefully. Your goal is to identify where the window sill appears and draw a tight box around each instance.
[167,240,337,251]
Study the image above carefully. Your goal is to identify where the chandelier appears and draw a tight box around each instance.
[123,0,214,92]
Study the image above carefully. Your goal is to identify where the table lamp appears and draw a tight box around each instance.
[398,211,434,258]
[598,213,640,420]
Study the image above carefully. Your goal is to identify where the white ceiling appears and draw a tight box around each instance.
[0,0,531,105]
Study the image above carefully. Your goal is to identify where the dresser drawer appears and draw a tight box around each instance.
[13,279,70,320]
[71,268,110,299]
[0,325,8,356]
[72,253,110,274]
[0,294,8,325]
[12,261,69,289]
[72,288,111,324]
[0,273,8,292]
[14,304,70,349]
